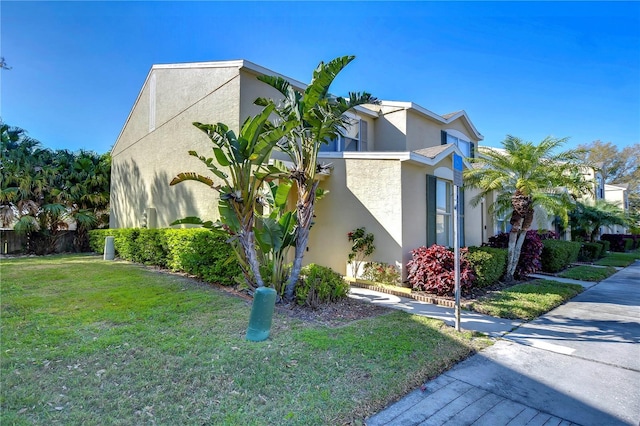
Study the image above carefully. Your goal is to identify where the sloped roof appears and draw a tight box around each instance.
[412,145,451,159]
[606,183,629,190]
[374,101,484,141]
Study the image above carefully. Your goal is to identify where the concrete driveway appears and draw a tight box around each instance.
[366,261,640,426]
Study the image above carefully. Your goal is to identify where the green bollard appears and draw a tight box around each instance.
[103,236,115,260]
[246,287,277,342]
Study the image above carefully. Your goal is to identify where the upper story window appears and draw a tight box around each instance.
[441,130,473,158]
[595,175,604,199]
[320,119,368,152]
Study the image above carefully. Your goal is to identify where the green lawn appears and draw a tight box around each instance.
[558,265,617,281]
[470,279,584,320]
[595,251,640,267]
[1,255,490,425]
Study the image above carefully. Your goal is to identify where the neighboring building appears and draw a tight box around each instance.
[602,183,630,234]
[110,60,484,278]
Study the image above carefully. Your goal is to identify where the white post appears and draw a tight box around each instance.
[453,185,461,331]
[103,236,115,261]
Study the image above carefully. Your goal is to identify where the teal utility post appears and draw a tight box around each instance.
[246,287,277,342]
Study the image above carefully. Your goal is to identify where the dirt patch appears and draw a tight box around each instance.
[275,297,393,327]
[139,263,393,327]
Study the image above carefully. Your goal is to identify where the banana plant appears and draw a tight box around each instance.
[171,105,292,289]
[255,56,378,301]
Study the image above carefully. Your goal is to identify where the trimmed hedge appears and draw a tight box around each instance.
[601,234,638,252]
[541,240,582,272]
[596,239,610,254]
[624,238,634,251]
[88,228,241,286]
[579,242,603,262]
[467,247,507,288]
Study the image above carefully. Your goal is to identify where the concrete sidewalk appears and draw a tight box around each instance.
[361,261,640,426]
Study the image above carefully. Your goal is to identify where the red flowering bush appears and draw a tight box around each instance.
[406,244,475,296]
[485,230,543,279]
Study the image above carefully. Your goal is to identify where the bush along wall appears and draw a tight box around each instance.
[601,234,639,252]
[541,240,582,273]
[579,242,604,262]
[466,247,508,288]
[596,239,610,254]
[88,228,241,286]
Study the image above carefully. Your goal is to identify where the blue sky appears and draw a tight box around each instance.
[2,1,639,155]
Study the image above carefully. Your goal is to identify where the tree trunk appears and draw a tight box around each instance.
[283,180,319,302]
[238,220,265,289]
[505,227,520,283]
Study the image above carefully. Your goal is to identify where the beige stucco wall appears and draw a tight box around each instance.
[374,107,407,151]
[400,162,428,270]
[305,159,404,275]
[463,186,484,247]
[111,66,242,228]
[443,118,480,144]
[405,110,442,151]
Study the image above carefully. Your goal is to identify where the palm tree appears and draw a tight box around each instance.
[256,56,377,301]
[464,135,590,282]
[570,200,629,242]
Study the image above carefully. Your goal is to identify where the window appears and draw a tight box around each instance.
[436,180,452,246]
[595,175,604,199]
[496,213,508,234]
[427,175,464,248]
[320,119,368,152]
[441,130,473,158]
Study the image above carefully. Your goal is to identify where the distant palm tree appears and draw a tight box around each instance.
[464,135,590,282]
[570,200,629,242]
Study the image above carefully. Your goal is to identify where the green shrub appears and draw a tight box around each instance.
[88,228,241,286]
[578,242,603,262]
[165,228,241,286]
[296,264,349,307]
[88,229,118,254]
[114,228,141,261]
[136,229,169,266]
[541,240,582,272]
[467,247,507,288]
[624,238,634,252]
[596,239,610,254]
[362,262,401,285]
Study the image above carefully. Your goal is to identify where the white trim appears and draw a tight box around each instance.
[318,145,472,169]
[378,101,483,141]
[318,151,411,160]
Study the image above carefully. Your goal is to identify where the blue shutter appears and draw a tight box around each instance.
[441,130,447,145]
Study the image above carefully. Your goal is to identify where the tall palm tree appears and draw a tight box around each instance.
[255,56,378,301]
[464,135,590,282]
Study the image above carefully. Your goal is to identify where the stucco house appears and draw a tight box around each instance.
[603,183,630,234]
[110,60,485,277]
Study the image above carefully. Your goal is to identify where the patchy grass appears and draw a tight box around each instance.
[1,255,490,425]
[469,279,584,320]
[559,265,617,281]
[595,251,640,267]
